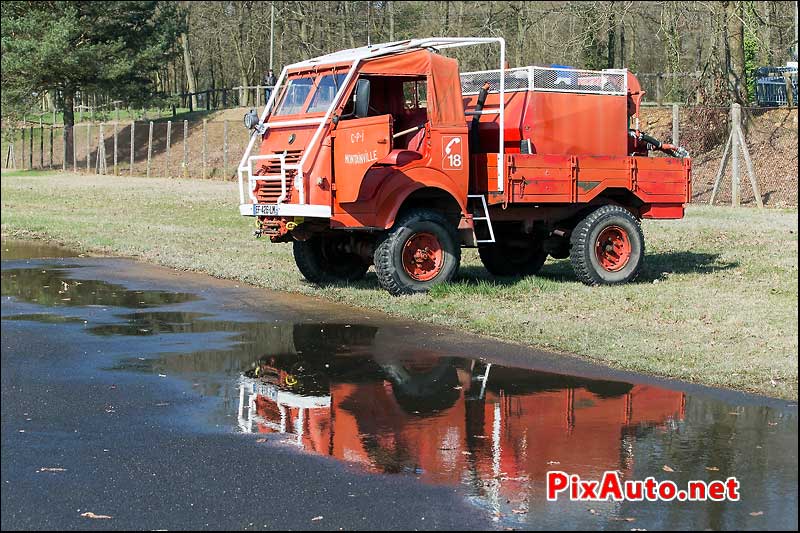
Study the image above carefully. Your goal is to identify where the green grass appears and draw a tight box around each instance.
[2,170,797,399]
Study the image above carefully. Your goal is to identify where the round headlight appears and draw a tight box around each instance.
[244,109,258,130]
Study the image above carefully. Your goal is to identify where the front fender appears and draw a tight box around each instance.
[370,166,467,229]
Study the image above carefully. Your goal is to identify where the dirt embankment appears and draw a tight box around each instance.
[641,106,798,207]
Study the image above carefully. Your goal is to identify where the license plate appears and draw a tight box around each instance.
[253,204,278,216]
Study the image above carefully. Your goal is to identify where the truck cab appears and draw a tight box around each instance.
[238,38,690,295]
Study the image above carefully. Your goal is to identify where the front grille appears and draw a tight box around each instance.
[253,150,302,204]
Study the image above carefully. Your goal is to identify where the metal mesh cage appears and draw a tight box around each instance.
[460,66,627,96]
[460,68,530,95]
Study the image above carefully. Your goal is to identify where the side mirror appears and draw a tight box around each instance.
[354,79,370,119]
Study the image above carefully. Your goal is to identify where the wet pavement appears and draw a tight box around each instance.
[1,239,797,530]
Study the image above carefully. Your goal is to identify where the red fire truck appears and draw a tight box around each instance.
[238,38,690,295]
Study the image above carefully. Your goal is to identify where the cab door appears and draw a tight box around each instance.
[332,114,392,203]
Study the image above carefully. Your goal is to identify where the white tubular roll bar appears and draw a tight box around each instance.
[237,37,508,209]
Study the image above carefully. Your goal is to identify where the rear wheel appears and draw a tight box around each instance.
[479,239,547,277]
[293,235,369,284]
[374,209,460,295]
[569,205,644,285]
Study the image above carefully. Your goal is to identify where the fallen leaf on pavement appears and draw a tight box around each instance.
[749,511,763,517]
[81,512,112,519]
[37,467,66,473]
[311,516,323,521]
[662,465,675,472]
[705,466,720,471]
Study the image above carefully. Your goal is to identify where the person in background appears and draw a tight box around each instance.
[263,69,277,106]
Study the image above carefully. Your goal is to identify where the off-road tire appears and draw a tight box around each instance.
[374,209,461,296]
[293,235,369,284]
[478,240,547,277]
[569,205,644,285]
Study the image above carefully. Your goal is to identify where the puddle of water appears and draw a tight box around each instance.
[2,266,199,308]
[0,238,82,260]
[2,242,797,530]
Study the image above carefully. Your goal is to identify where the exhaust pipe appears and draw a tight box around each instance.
[469,82,491,153]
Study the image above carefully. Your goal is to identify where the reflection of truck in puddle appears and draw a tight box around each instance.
[236,323,684,517]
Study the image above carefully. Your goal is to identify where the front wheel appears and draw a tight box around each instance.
[569,205,644,285]
[374,209,461,295]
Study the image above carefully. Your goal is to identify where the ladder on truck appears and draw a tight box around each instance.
[467,195,495,244]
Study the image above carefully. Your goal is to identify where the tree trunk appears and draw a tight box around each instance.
[387,1,395,41]
[62,89,75,166]
[181,31,198,109]
[725,1,747,105]
[607,7,616,69]
[343,2,355,48]
[515,3,526,68]
[761,1,773,65]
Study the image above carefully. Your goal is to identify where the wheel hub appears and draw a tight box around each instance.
[595,225,632,272]
[402,232,444,281]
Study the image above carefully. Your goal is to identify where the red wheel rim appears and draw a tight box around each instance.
[402,232,444,282]
[595,225,632,272]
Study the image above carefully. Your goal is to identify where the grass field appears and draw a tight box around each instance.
[2,170,797,399]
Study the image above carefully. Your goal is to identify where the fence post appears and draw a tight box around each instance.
[39,118,44,169]
[222,89,228,108]
[784,73,796,107]
[730,103,740,207]
[147,121,153,177]
[29,126,34,170]
[655,74,664,105]
[85,123,91,172]
[256,85,261,108]
[113,122,118,175]
[166,120,172,177]
[223,119,229,178]
[671,104,679,146]
[5,128,16,169]
[130,121,135,176]
[22,127,26,170]
[189,94,193,113]
[206,91,211,111]
[96,122,107,175]
[62,126,67,172]
[49,124,54,168]
[72,125,77,172]
[202,119,208,179]
[183,120,188,178]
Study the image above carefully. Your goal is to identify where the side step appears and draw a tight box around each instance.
[467,194,496,244]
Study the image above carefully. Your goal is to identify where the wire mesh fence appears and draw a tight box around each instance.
[639,104,798,207]
[2,104,797,208]
[2,119,253,180]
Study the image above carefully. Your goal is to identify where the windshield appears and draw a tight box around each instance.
[307,74,347,113]
[274,78,314,116]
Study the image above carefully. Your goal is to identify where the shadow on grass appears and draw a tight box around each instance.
[456,251,739,287]
[296,251,738,293]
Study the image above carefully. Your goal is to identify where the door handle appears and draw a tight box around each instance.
[377,138,387,144]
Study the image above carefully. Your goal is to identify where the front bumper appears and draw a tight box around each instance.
[239,203,332,218]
